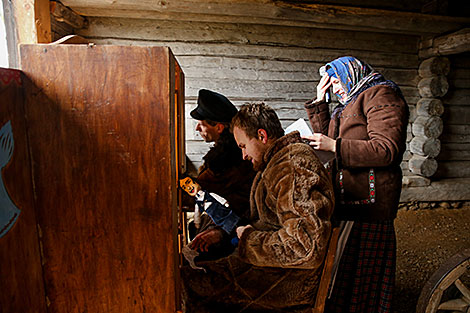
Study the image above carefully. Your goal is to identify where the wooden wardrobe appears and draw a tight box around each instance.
[0,45,185,313]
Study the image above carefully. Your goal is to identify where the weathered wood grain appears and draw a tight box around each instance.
[442,106,470,125]
[86,38,421,69]
[0,68,47,313]
[412,116,443,138]
[418,57,450,78]
[409,155,438,177]
[435,161,470,178]
[416,98,444,117]
[20,44,183,313]
[443,89,470,106]
[78,17,419,54]
[60,0,470,35]
[410,136,441,158]
[400,178,470,202]
[418,76,449,98]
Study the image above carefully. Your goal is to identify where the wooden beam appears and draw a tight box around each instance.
[35,0,52,43]
[420,28,470,57]
[7,0,51,45]
[59,0,470,35]
[50,1,87,29]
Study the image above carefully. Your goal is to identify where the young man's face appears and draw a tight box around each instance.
[233,126,267,171]
[195,120,222,142]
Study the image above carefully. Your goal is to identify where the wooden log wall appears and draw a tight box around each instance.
[435,53,470,178]
[76,17,421,174]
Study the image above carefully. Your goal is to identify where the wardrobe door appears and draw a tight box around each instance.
[20,45,182,313]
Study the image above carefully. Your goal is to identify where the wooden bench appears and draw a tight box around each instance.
[312,225,342,313]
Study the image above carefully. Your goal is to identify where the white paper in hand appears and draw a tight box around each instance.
[284,118,313,137]
[284,118,335,166]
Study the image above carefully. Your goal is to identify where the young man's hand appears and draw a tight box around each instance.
[236,225,253,239]
[190,228,223,252]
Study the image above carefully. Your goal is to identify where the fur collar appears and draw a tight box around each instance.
[260,131,303,169]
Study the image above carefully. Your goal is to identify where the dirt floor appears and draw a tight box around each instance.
[393,203,470,313]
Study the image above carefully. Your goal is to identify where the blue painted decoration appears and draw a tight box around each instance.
[0,121,20,238]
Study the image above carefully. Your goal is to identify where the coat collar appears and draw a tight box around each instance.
[260,131,303,170]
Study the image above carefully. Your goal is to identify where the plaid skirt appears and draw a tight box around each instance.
[326,221,396,313]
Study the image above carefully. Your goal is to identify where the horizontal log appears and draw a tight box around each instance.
[62,0,470,35]
[418,57,450,78]
[438,147,470,161]
[174,56,419,86]
[51,16,75,41]
[50,1,87,29]
[442,106,470,125]
[409,136,441,158]
[418,76,449,98]
[443,124,470,135]
[412,116,443,138]
[408,155,438,177]
[434,28,470,55]
[184,78,420,104]
[440,132,470,144]
[77,17,419,54]
[416,98,444,117]
[434,160,470,178]
[448,54,470,69]
[402,175,431,187]
[419,28,470,58]
[440,142,470,152]
[400,178,470,202]
[448,68,470,80]
[450,79,470,89]
[443,89,470,106]
[88,38,421,69]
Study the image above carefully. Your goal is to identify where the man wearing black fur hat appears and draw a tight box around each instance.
[187,89,256,260]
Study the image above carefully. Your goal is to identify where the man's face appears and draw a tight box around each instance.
[195,120,221,142]
[233,126,267,171]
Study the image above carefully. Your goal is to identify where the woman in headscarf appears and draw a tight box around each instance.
[303,56,409,312]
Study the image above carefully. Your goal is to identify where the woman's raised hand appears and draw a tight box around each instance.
[316,74,332,102]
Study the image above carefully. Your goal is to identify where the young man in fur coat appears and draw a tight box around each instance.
[181,102,334,313]
[187,89,256,260]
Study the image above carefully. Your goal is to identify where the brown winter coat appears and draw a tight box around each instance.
[238,132,334,269]
[305,85,409,221]
[181,132,335,312]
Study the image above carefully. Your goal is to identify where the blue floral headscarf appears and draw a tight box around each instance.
[325,56,404,118]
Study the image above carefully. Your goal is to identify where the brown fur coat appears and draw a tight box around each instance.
[181,132,334,312]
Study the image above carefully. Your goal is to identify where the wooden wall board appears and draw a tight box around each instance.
[0,68,47,312]
[79,18,419,54]
[20,45,182,313]
[59,0,470,35]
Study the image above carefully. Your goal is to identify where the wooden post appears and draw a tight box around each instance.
[4,0,52,66]
[34,0,52,43]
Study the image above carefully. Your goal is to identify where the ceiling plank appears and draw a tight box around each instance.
[59,0,470,35]
[420,28,470,58]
